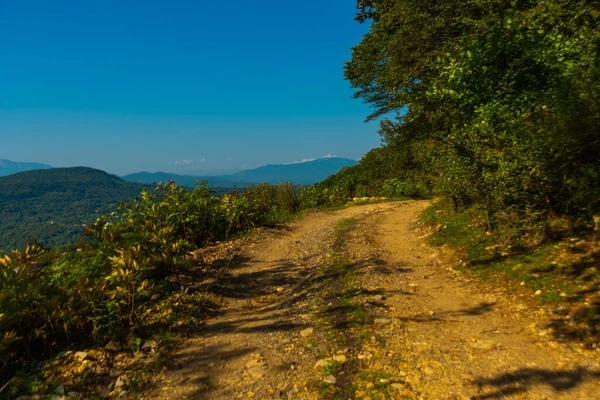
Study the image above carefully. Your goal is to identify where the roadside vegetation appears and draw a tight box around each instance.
[2,0,600,397]
[344,0,600,233]
[0,180,358,397]
[340,0,600,348]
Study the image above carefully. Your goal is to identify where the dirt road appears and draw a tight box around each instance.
[145,201,600,399]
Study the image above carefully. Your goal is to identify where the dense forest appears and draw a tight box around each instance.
[326,0,599,240]
[0,168,248,252]
[1,0,599,396]
[0,168,149,251]
[394,1,595,215]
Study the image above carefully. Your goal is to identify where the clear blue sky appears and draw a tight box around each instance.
[0,0,380,175]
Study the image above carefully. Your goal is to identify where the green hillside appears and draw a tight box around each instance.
[0,167,148,251]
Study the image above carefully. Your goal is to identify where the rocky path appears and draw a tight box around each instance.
[145,203,391,399]
[145,201,600,399]
[341,202,600,399]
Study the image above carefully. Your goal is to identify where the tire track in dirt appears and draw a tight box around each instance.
[344,201,600,399]
[145,203,397,399]
[145,200,600,399]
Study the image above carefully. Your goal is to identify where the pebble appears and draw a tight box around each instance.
[300,328,314,338]
[87,349,102,360]
[245,359,265,369]
[390,383,405,391]
[469,340,496,350]
[141,339,158,351]
[553,306,568,315]
[105,341,122,352]
[76,360,94,374]
[322,375,337,384]
[374,318,391,325]
[114,375,128,388]
[317,343,330,354]
[246,367,266,379]
[314,355,347,369]
[332,354,347,363]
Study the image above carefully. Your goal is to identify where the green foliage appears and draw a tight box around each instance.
[345,0,600,231]
[0,245,102,379]
[381,178,423,199]
[298,146,431,207]
[0,180,301,386]
[0,167,149,252]
[299,184,348,209]
[0,167,242,253]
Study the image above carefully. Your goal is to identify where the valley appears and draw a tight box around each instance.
[0,157,357,252]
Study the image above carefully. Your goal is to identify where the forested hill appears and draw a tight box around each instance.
[0,167,148,251]
[338,0,600,219]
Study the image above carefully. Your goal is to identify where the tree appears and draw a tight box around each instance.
[345,0,600,219]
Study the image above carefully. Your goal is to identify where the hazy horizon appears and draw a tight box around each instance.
[0,1,380,175]
[0,154,360,177]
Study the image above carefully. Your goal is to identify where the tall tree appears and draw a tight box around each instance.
[346,0,600,217]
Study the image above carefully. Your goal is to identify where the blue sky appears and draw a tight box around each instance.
[0,0,380,175]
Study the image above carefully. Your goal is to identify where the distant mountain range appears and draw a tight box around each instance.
[0,159,52,176]
[221,157,359,185]
[121,172,248,188]
[0,157,358,251]
[122,157,359,187]
[0,157,359,187]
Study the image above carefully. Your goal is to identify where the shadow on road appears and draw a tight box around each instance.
[471,366,600,399]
